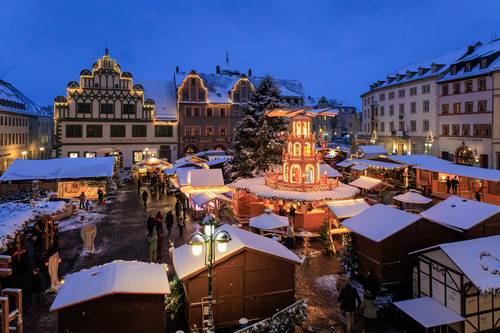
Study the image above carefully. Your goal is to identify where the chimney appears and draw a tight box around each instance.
[216,65,220,74]
[248,68,252,77]
[175,66,179,74]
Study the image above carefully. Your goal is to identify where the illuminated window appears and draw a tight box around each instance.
[133,151,143,163]
[290,165,301,183]
[305,165,315,183]
[304,143,311,156]
[68,152,79,158]
[85,152,96,158]
[293,143,301,156]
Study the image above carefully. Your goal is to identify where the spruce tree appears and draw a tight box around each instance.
[225,76,287,180]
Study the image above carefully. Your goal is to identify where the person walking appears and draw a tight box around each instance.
[364,269,381,297]
[177,216,185,238]
[147,232,158,263]
[146,215,155,237]
[175,199,182,220]
[289,205,296,224]
[475,190,481,202]
[165,210,174,236]
[338,281,361,333]
[286,223,295,249]
[97,188,104,206]
[79,191,86,209]
[142,190,148,209]
[359,291,378,333]
[446,176,451,194]
[155,211,164,262]
[452,176,459,195]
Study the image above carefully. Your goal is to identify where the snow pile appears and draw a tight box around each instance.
[0,201,67,249]
[58,210,106,233]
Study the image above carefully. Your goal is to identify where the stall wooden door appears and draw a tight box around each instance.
[213,267,244,326]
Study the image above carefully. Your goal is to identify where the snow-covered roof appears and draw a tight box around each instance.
[387,154,452,167]
[365,45,471,92]
[393,190,432,204]
[188,169,224,187]
[249,210,289,230]
[0,79,50,117]
[351,164,369,171]
[359,145,387,156]
[327,199,370,219]
[191,192,232,207]
[394,297,464,328]
[336,160,354,168]
[230,177,359,202]
[420,196,500,231]
[414,161,500,182]
[0,157,115,182]
[352,159,406,170]
[412,235,500,293]
[50,260,170,311]
[319,164,342,178]
[142,80,177,121]
[348,176,382,190]
[175,168,195,186]
[205,157,230,168]
[0,201,67,250]
[174,72,306,104]
[342,204,421,242]
[173,224,301,280]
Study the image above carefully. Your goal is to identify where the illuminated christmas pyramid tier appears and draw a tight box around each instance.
[265,114,339,192]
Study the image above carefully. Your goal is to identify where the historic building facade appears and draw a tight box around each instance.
[437,39,500,169]
[54,51,178,168]
[360,44,478,156]
[310,96,358,141]
[175,62,307,155]
[0,80,52,173]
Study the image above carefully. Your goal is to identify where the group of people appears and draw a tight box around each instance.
[337,269,381,333]
[445,176,460,195]
[137,170,169,198]
[146,201,187,263]
[78,189,105,210]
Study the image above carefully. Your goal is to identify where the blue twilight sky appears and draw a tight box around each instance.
[1,0,499,109]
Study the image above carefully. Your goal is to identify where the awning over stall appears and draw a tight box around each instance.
[327,199,370,219]
[351,164,369,171]
[394,297,464,328]
[349,176,382,190]
[393,190,432,204]
[191,192,232,207]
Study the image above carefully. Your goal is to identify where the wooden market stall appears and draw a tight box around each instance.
[50,260,170,333]
[326,198,371,231]
[402,235,500,333]
[0,157,115,200]
[348,176,393,204]
[342,204,450,288]
[420,196,500,240]
[133,157,172,180]
[173,224,302,330]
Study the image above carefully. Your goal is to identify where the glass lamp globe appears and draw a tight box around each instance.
[188,232,205,256]
[214,230,231,253]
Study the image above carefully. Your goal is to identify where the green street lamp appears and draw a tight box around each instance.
[187,213,231,332]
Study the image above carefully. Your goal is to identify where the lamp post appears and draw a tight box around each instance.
[187,214,231,333]
[39,147,45,159]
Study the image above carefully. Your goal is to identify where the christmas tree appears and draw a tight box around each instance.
[225,76,287,180]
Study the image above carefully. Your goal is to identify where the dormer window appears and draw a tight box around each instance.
[480,58,488,69]
[465,62,472,72]
[451,65,457,75]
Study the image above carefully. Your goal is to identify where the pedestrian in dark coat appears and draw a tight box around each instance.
[338,281,361,333]
[452,176,459,195]
[446,176,451,194]
[165,211,174,236]
[175,199,182,219]
[155,211,164,262]
[146,215,155,237]
[79,192,86,209]
[364,269,381,297]
[359,291,378,333]
[177,217,185,238]
[142,190,148,209]
[97,189,104,206]
[289,206,296,223]
[475,191,481,202]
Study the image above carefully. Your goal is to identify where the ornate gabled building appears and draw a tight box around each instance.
[0,80,52,173]
[54,50,178,167]
[174,58,307,155]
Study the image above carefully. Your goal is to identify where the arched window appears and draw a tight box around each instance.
[305,164,315,184]
[304,142,311,156]
[294,143,301,156]
[295,121,302,136]
[283,163,288,181]
[290,164,301,183]
[302,122,308,136]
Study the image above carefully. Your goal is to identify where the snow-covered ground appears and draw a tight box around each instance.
[58,210,106,233]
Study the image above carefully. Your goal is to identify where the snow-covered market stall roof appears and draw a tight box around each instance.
[342,204,421,242]
[350,159,406,170]
[191,192,232,207]
[358,145,387,157]
[327,199,371,220]
[173,224,301,280]
[0,201,67,250]
[181,169,230,194]
[249,209,289,230]
[409,235,500,294]
[348,176,383,190]
[413,160,500,182]
[319,164,342,178]
[51,260,170,311]
[420,196,500,231]
[351,164,369,171]
[133,157,172,171]
[393,190,432,205]
[0,157,115,182]
[336,160,354,168]
[394,297,464,328]
[230,177,359,202]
